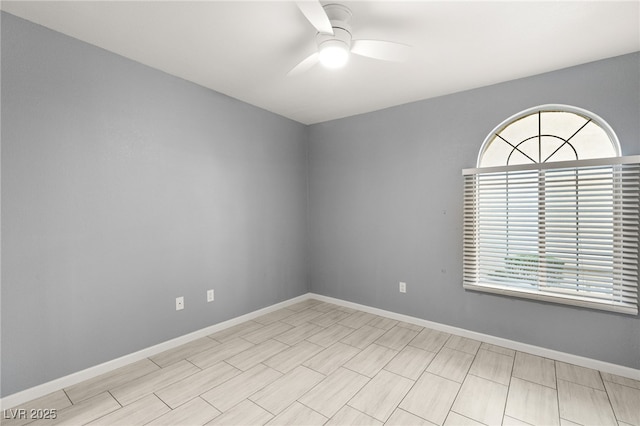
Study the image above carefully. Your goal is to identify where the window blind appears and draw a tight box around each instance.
[463,156,640,315]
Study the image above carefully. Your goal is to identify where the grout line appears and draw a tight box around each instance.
[199,395,221,413]
[466,372,510,388]
[343,403,382,423]
[554,361,562,426]
[82,392,122,426]
[147,357,163,369]
[392,371,422,419]
[481,342,516,357]
[602,377,640,392]
[501,365,514,425]
[395,407,433,425]
[184,358,202,371]
[449,409,491,426]
[61,389,73,407]
[107,391,122,409]
[339,363,374,380]
[512,374,559,391]
[247,398,278,418]
[151,391,173,411]
[294,399,330,421]
[446,360,470,421]
[154,392,172,412]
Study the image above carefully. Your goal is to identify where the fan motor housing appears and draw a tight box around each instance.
[316,26,351,50]
[316,3,352,48]
[323,3,352,26]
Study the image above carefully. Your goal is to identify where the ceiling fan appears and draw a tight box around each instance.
[289,1,410,75]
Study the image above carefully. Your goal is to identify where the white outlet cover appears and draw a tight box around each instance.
[176,296,184,310]
[207,289,214,302]
[399,282,407,293]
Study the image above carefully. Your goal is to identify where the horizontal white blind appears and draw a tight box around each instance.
[463,156,640,315]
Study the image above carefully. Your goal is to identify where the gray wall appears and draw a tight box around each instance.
[308,52,640,369]
[2,10,639,399]
[1,13,308,397]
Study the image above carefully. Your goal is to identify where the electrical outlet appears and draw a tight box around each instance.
[176,296,184,311]
[207,289,214,302]
[399,282,407,293]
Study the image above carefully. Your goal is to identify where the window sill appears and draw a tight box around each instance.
[463,282,637,315]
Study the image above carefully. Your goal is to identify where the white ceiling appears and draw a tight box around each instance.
[2,1,639,125]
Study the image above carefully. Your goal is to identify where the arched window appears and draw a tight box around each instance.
[478,105,620,167]
[463,105,639,315]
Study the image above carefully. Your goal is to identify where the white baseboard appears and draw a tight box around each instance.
[309,293,640,381]
[0,294,309,410]
[3,292,638,410]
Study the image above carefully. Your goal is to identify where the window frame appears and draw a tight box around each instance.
[463,105,639,315]
[477,104,622,167]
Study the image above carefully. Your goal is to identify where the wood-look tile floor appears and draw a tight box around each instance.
[5,299,639,426]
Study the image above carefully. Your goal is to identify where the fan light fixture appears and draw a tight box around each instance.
[318,40,349,68]
[289,2,410,76]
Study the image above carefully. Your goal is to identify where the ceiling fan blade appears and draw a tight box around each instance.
[296,1,334,35]
[287,52,320,77]
[351,40,410,62]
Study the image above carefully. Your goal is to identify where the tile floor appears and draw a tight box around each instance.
[3,299,639,426]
